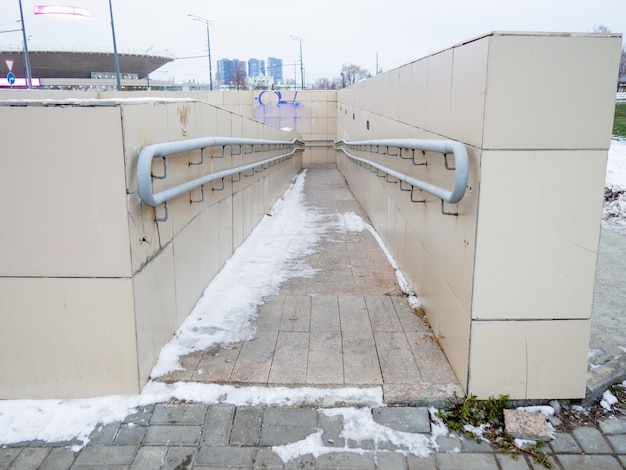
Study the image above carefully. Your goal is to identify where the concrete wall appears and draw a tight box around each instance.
[336,32,621,399]
[0,97,301,399]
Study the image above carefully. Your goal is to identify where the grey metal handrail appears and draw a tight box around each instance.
[335,139,469,205]
[137,137,302,209]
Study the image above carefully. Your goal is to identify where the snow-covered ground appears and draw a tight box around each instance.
[1,140,625,454]
[604,138,626,234]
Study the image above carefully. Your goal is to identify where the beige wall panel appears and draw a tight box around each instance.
[199,203,222,290]
[468,320,591,399]
[0,277,138,399]
[232,189,245,250]
[425,48,453,137]
[133,244,178,385]
[173,215,206,324]
[218,197,234,269]
[449,36,489,147]
[473,150,605,320]
[483,34,621,150]
[0,106,131,278]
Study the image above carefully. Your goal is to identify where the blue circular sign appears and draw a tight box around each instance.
[7,72,16,85]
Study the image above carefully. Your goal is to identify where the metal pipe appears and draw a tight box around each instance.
[335,139,469,204]
[137,137,303,207]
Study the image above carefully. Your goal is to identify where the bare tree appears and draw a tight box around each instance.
[312,77,342,90]
[341,64,371,86]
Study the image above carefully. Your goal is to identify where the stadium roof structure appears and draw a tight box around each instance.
[1,49,173,79]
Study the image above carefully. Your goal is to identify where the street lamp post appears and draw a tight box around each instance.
[290,35,304,90]
[17,0,32,89]
[108,0,121,91]
[188,14,213,91]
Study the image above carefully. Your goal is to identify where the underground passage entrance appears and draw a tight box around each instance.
[152,165,462,404]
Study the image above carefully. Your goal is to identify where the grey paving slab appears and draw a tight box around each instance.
[254,447,284,469]
[372,407,431,433]
[462,437,494,453]
[256,296,285,332]
[268,331,310,384]
[0,448,21,467]
[195,446,257,467]
[338,295,372,332]
[7,447,50,470]
[230,407,263,446]
[131,446,195,470]
[151,403,208,425]
[436,452,499,469]
[406,454,438,470]
[114,424,147,446]
[310,295,341,332]
[390,296,431,334]
[87,422,120,445]
[550,432,582,453]
[316,451,376,469]
[607,433,626,453]
[364,295,403,332]
[280,295,311,332]
[342,329,383,385]
[263,408,318,428]
[556,454,623,470]
[405,332,458,385]
[495,453,532,470]
[318,413,346,448]
[374,331,423,384]
[434,435,463,453]
[39,447,77,470]
[373,451,407,469]
[123,406,154,426]
[599,416,626,434]
[202,404,235,447]
[192,346,240,383]
[260,425,318,446]
[307,331,344,384]
[143,424,203,446]
[229,331,278,383]
[572,426,612,453]
[73,446,137,466]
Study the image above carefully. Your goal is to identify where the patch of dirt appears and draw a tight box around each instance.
[555,382,626,432]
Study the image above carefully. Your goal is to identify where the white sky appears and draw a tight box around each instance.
[1,0,625,84]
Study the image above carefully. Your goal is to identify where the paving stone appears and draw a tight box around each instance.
[373,451,407,468]
[263,407,318,427]
[550,432,582,453]
[342,329,383,385]
[372,407,430,433]
[316,451,376,468]
[318,412,346,448]
[268,331,310,384]
[364,295,403,332]
[6,447,50,469]
[202,404,235,446]
[374,331,423,384]
[556,454,622,470]
[280,294,311,332]
[406,454,438,470]
[310,295,341,332]
[434,435,462,453]
[254,447,284,469]
[230,406,263,446]
[229,332,278,383]
[283,453,316,469]
[599,416,626,434]
[143,425,202,446]
[39,447,77,470]
[495,453,531,469]
[74,445,137,466]
[307,331,344,384]
[260,425,318,446]
[150,403,207,425]
[131,446,195,470]
[504,409,551,440]
[195,446,257,467]
[124,406,154,426]
[436,453,499,469]
[461,437,493,453]
[607,433,626,453]
[572,426,612,454]
[619,455,626,467]
[0,447,21,467]
[114,424,146,446]
[87,422,120,445]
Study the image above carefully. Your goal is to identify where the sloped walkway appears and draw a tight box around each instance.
[156,165,462,404]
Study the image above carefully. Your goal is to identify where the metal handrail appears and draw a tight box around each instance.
[335,139,469,204]
[137,137,303,208]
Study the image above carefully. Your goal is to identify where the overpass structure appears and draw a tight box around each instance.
[0,31,621,402]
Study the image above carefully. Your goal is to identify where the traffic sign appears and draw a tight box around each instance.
[7,72,16,86]
[5,60,14,72]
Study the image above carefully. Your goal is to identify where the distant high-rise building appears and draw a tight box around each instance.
[267,57,283,83]
[217,58,247,87]
[248,58,266,77]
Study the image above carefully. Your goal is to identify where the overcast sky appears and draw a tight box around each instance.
[1,0,625,85]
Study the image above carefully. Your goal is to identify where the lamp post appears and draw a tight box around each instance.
[145,46,153,90]
[108,0,121,91]
[17,0,32,89]
[188,14,213,91]
[290,35,304,90]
